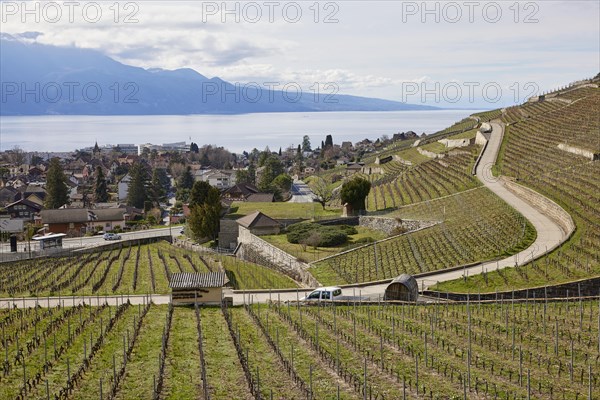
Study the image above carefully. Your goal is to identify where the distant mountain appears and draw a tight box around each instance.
[0,34,438,116]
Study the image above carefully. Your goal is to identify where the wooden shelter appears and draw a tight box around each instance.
[169,272,228,305]
[384,274,419,302]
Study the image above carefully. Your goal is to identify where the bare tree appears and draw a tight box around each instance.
[311,176,333,209]
[7,146,26,165]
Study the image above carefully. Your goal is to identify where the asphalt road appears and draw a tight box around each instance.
[289,180,316,203]
[0,227,179,262]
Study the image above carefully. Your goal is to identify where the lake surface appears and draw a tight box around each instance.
[0,110,482,153]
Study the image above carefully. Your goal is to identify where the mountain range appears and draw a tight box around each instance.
[0,33,438,116]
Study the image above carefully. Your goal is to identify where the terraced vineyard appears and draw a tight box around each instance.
[426,117,479,140]
[438,86,600,293]
[365,148,481,212]
[472,109,502,122]
[312,187,536,285]
[1,299,597,399]
[0,241,298,297]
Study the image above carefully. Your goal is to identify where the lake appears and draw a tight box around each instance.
[0,110,482,153]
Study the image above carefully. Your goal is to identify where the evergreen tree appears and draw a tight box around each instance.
[302,135,312,152]
[94,166,109,203]
[235,169,251,185]
[190,142,200,153]
[246,164,256,185]
[126,162,149,209]
[149,168,167,205]
[257,156,284,192]
[258,146,271,167]
[189,181,213,206]
[44,158,69,209]
[188,181,222,241]
[325,134,333,148]
[340,176,371,214]
[178,166,195,190]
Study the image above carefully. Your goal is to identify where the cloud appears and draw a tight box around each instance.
[0,0,596,106]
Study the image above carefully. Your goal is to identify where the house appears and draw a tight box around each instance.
[118,174,132,200]
[20,184,47,204]
[202,170,236,189]
[222,183,259,201]
[237,211,281,237]
[4,199,43,221]
[345,162,364,175]
[169,271,229,305]
[88,208,129,232]
[0,186,19,206]
[40,207,140,236]
[246,193,274,203]
[40,208,92,236]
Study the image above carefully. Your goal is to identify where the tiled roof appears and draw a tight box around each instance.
[236,211,280,229]
[169,272,228,289]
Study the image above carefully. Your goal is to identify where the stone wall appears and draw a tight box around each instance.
[479,122,492,133]
[424,275,600,300]
[218,219,239,250]
[438,138,474,149]
[500,178,575,236]
[417,148,445,159]
[359,216,435,236]
[393,155,413,166]
[237,227,319,287]
[475,130,489,146]
[557,143,599,161]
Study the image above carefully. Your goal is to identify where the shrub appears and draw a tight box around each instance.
[286,222,349,247]
[337,224,358,235]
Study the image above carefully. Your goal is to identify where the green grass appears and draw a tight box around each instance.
[2,300,597,399]
[0,241,301,296]
[115,305,166,400]
[219,255,300,289]
[227,201,340,220]
[262,226,387,264]
[200,307,253,399]
[393,147,430,165]
[162,307,203,399]
[420,141,447,154]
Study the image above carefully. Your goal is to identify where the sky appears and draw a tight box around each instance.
[1,0,599,108]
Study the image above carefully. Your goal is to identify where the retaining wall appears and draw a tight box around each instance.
[237,229,319,287]
[359,217,433,236]
[500,178,575,236]
[557,143,599,161]
[423,275,600,300]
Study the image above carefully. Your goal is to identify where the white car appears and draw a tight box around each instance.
[301,286,343,302]
[103,233,122,241]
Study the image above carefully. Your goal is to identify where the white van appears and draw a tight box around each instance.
[301,286,343,302]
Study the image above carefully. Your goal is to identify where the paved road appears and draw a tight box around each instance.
[0,288,386,309]
[289,180,316,203]
[0,227,179,262]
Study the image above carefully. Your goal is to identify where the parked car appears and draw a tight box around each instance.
[103,233,122,241]
[301,286,343,302]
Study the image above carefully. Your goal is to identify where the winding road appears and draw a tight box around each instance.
[0,122,574,307]
[416,121,570,288]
